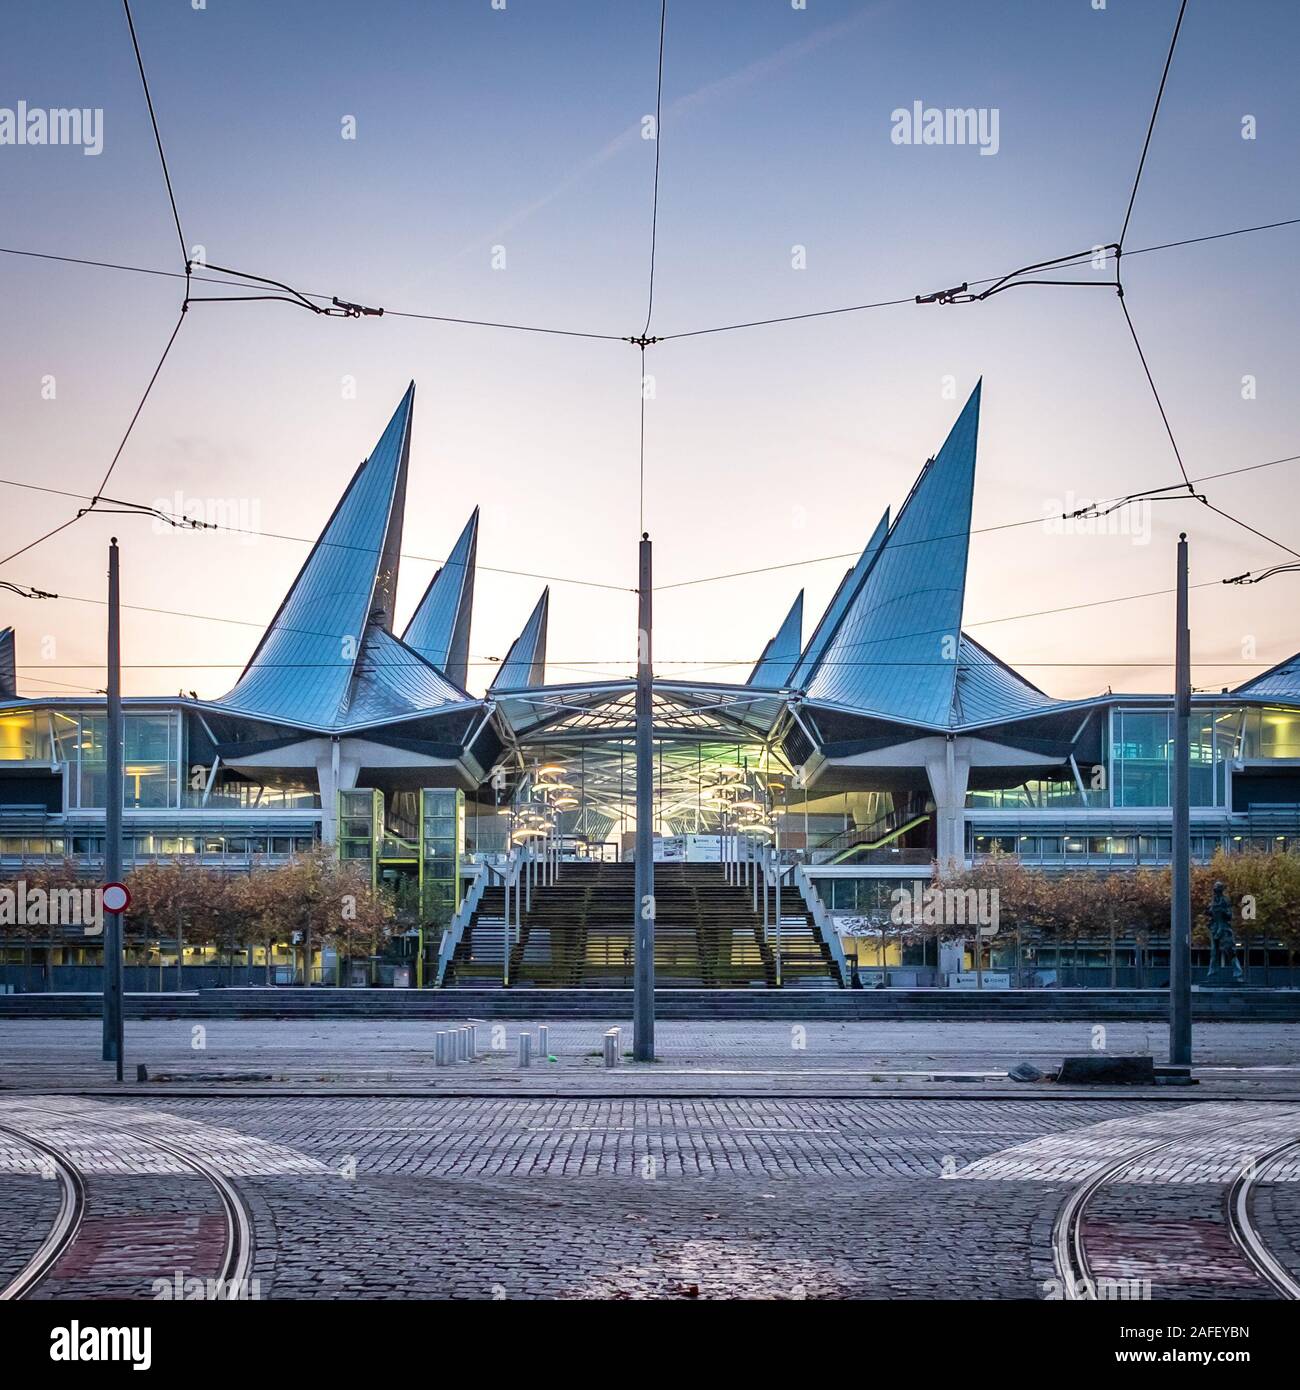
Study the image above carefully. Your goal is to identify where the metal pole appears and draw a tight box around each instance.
[762,844,770,934]
[502,850,511,988]
[102,538,124,1079]
[1170,532,1192,1067]
[774,817,783,989]
[633,534,655,1061]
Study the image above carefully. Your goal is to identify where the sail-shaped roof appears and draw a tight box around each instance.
[337,626,468,729]
[1233,650,1300,701]
[217,383,466,728]
[491,589,549,692]
[0,627,15,701]
[402,508,478,689]
[804,382,982,727]
[788,510,890,691]
[950,632,1057,726]
[749,591,803,687]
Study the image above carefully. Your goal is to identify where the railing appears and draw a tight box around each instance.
[435,856,517,985]
[790,863,850,987]
[808,797,930,863]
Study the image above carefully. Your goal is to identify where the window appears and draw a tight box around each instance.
[0,711,52,762]
[966,776,1084,809]
[123,713,177,808]
[1114,710,1170,807]
[65,711,180,809]
[1241,707,1300,760]
[973,834,1016,856]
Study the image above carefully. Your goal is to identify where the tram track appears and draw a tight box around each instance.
[1053,1117,1300,1301]
[1227,1136,1300,1299]
[0,1119,86,1300]
[0,1102,254,1300]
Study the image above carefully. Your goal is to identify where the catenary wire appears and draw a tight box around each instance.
[122,0,187,264]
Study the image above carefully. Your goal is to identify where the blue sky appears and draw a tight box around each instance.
[1,0,1298,699]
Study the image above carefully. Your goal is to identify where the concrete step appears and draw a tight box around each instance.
[3,987,1298,1021]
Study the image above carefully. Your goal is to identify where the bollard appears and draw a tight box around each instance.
[467,1024,478,1058]
[603,1027,619,1069]
[538,1025,549,1058]
[435,1031,449,1067]
[518,1032,533,1067]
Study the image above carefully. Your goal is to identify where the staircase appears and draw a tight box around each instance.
[447,860,840,988]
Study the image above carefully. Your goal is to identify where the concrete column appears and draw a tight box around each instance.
[924,739,971,875]
[315,742,361,846]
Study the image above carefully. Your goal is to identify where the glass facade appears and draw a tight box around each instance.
[1111,708,1228,808]
[338,788,382,886]
[419,788,464,929]
[0,710,53,762]
[818,875,928,918]
[972,830,1235,865]
[1240,706,1300,760]
[198,770,320,811]
[966,776,1086,810]
[65,711,181,810]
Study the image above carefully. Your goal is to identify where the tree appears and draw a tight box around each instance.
[236,849,395,986]
[127,860,209,990]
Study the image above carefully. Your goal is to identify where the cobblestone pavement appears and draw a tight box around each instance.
[3,1019,1299,1098]
[2,1094,1297,1300]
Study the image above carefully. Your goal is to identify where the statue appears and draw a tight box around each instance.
[1204,881,1243,985]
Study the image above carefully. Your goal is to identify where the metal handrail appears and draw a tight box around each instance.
[790,863,851,988]
[435,855,521,986]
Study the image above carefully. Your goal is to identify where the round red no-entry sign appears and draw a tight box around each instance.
[102,881,131,914]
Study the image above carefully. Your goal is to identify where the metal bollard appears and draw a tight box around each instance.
[467,1024,478,1058]
[603,1027,619,1068]
[435,1031,449,1066]
[454,1028,466,1061]
[518,1032,533,1067]
[538,1025,549,1058]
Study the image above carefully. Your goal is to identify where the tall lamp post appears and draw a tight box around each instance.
[103,539,125,1080]
[1169,533,1191,1068]
[633,533,655,1061]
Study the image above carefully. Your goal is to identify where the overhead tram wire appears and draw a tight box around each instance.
[631,0,669,534]
[3,213,1298,346]
[1104,0,1300,554]
[0,1,196,570]
[122,0,187,266]
[4,4,1296,647]
[1119,0,1189,252]
[5,447,1297,631]
[0,308,193,569]
[651,448,1300,592]
[0,477,634,595]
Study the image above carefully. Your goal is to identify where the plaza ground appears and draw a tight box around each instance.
[3,1018,1297,1301]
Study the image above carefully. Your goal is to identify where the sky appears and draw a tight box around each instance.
[1,0,1298,703]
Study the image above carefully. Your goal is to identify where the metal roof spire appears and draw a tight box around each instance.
[491,588,549,692]
[789,509,890,691]
[402,506,478,689]
[804,381,983,726]
[219,382,437,727]
[748,590,803,687]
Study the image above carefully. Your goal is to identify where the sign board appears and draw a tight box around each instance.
[948,971,1011,990]
[647,835,725,863]
[102,881,131,914]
